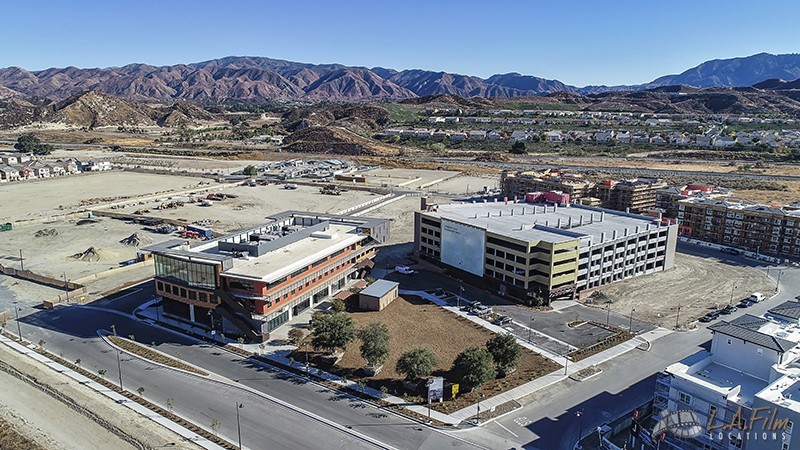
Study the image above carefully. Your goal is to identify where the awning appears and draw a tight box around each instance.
[356,259,375,269]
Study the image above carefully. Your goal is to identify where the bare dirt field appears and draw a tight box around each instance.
[362,168,460,190]
[0,171,210,221]
[0,217,170,281]
[425,174,500,196]
[592,252,774,328]
[114,183,380,232]
[297,296,560,414]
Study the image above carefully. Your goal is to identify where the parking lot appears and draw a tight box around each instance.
[384,267,650,355]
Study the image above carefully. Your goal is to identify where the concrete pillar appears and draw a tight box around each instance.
[557,218,562,228]
[601,232,606,243]
[600,211,605,221]
[189,304,196,322]
[579,215,584,226]
[613,229,618,239]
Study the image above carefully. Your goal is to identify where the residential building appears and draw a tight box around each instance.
[677,197,800,258]
[655,183,733,219]
[145,211,389,342]
[501,170,595,201]
[413,201,676,305]
[593,178,669,214]
[0,165,20,182]
[653,302,800,450]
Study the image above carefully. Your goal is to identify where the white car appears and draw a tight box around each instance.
[395,266,416,275]
[749,292,765,303]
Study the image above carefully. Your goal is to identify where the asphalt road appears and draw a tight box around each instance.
[17,303,497,450]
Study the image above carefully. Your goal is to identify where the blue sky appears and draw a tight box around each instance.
[2,0,799,86]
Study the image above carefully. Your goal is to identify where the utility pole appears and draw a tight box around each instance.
[235,402,244,450]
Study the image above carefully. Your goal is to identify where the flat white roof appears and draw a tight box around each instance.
[426,202,661,244]
[360,279,399,298]
[218,223,363,283]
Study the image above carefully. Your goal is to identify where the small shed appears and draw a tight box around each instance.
[358,280,399,311]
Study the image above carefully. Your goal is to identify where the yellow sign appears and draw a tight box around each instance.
[451,384,459,398]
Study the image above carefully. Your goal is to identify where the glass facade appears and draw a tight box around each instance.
[154,255,218,290]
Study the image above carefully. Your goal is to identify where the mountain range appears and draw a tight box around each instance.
[0,53,799,103]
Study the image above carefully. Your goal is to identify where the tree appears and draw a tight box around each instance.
[14,134,54,156]
[510,141,527,154]
[288,328,305,346]
[136,386,146,397]
[396,348,437,381]
[311,312,356,354]
[357,322,390,368]
[331,298,346,313]
[243,165,258,176]
[452,347,497,391]
[486,333,521,374]
[98,369,107,378]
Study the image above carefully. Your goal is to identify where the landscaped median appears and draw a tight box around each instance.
[106,335,209,376]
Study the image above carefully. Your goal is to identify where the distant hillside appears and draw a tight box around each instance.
[1,53,800,105]
[642,53,800,89]
[0,91,220,129]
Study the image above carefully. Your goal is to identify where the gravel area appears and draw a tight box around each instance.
[593,252,774,327]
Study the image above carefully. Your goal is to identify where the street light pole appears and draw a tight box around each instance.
[111,324,122,389]
[730,282,737,304]
[13,303,22,341]
[528,316,533,342]
[63,272,69,300]
[606,304,610,327]
[629,308,636,333]
[235,402,244,450]
[576,410,585,450]
[19,249,23,271]
[564,354,569,375]
[675,305,681,330]
[776,270,784,293]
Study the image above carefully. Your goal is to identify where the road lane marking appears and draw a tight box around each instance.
[495,421,519,438]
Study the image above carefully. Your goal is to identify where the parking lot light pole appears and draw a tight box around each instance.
[576,410,584,449]
[605,305,610,327]
[110,324,123,389]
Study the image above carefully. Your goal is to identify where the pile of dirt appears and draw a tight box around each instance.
[33,229,58,238]
[281,104,390,134]
[282,126,398,156]
[70,247,117,262]
[119,233,155,247]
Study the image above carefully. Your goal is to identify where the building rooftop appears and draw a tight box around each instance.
[359,279,399,298]
[426,202,662,245]
[669,356,767,407]
[680,197,800,216]
[708,319,797,353]
[769,301,800,321]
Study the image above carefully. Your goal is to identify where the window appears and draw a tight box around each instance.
[188,290,197,301]
[787,420,793,434]
[782,443,789,450]
[757,348,763,355]
[679,391,693,405]
[156,281,164,291]
[709,404,717,417]
[727,338,732,345]
[731,434,742,448]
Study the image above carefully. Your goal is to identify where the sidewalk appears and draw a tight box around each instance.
[0,334,225,450]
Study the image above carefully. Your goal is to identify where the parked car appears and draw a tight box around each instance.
[395,265,416,275]
[494,316,513,326]
[737,299,754,308]
[720,247,741,255]
[699,311,720,323]
[749,292,765,303]
[720,304,738,315]
[473,305,493,316]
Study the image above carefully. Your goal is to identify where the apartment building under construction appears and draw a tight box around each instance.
[677,197,800,258]
[500,170,666,214]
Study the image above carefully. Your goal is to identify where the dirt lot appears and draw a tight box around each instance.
[0,171,210,221]
[592,253,774,328]
[362,168,460,189]
[425,174,500,196]
[114,183,379,232]
[0,217,170,281]
[297,296,560,414]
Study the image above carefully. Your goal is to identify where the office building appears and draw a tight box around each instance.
[145,211,389,342]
